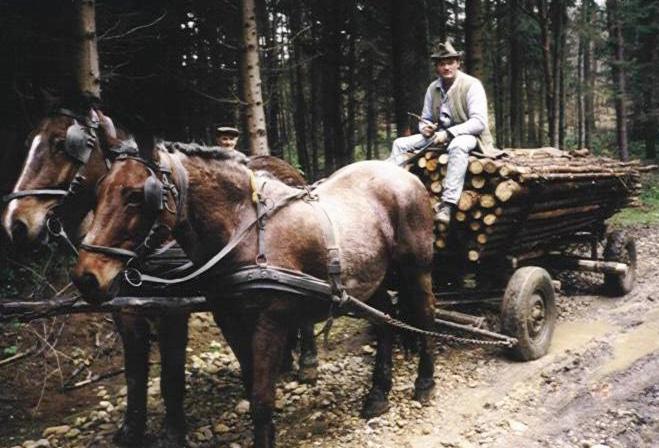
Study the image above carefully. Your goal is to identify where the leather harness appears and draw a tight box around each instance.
[78,153,348,306]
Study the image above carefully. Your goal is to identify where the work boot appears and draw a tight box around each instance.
[433,202,454,225]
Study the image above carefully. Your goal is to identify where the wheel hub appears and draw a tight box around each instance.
[528,293,546,338]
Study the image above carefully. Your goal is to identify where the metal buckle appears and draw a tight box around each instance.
[124,268,143,287]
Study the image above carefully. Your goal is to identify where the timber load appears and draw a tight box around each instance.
[406,147,657,265]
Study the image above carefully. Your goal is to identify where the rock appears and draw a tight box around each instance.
[23,441,51,448]
[213,423,230,434]
[284,381,299,391]
[362,344,375,355]
[591,445,610,448]
[65,428,81,438]
[507,419,527,433]
[195,426,213,441]
[229,443,242,448]
[42,425,71,438]
[235,399,250,415]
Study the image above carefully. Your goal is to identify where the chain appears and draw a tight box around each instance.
[341,294,518,348]
[381,312,517,348]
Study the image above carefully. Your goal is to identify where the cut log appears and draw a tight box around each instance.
[458,190,480,211]
[479,194,497,208]
[470,175,486,189]
[468,157,484,175]
[494,180,523,202]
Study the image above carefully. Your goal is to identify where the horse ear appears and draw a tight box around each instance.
[136,131,157,162]
[39,88,60,115]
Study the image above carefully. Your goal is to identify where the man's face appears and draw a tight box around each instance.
[436,58,461,83]
[216,134,239,150]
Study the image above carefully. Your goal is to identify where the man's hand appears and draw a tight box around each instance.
[420,123,437,138]
[433,130,449,145]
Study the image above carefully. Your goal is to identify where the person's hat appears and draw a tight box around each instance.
[215,126,241,136]
[430,41,463,60]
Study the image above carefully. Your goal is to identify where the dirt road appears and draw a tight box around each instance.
[5,225,658,448]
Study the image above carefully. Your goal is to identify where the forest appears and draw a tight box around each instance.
[0,0,657,190]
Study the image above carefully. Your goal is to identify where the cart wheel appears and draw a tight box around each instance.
[501,267,557,361]
[603,230,636,296]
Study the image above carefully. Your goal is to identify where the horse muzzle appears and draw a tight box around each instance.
[72,256,123,304]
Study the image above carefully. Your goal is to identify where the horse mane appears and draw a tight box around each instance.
[160,141,248,165]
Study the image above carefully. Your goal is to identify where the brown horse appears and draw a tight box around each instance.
[72,141,437,447]
[2,105,318,447]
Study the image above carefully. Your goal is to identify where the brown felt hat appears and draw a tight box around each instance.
[215,126,241,136]
[430,41,463,60]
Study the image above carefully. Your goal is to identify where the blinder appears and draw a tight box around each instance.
[143,173,164,212]
[64,120,96,164]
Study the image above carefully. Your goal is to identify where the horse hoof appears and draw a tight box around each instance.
[298,365,318,384]
[151,430,186,448]
[361,390,390,419]
[112,423,147,447]
[413,378,436,404]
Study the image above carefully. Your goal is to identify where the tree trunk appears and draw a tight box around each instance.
[639,0,657,160]
[390,0,428,137]
[509,0,524,147]
[76,0,100,98]
[465,0,485,79]
[262,1,282,158]
[288,4,310,175]
[344,13,357,165]
[606,0,629,161]
[549,0,565,148]
[583,0,596,149]
[241,0,269,155]
[525,67,538,147]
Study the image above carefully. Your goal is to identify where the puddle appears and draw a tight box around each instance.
[595,308,659,379]
[550,319,615,353]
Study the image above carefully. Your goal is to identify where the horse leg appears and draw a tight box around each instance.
[400,266,436,403]
[251,312,288,448]
[112,312,151,447]
[361,289,394,419]
[297,322,318,384]
[212,310,255,397]
[156,312,189,447]
[281,327,297,374]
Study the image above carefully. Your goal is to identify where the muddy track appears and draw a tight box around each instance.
[4,225,658,448]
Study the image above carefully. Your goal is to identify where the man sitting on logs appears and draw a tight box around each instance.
[388,41,498,225]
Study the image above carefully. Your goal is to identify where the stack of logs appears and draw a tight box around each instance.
[407,147,656,264]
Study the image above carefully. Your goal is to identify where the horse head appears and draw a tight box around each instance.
[1,98,124,248]
[72,140,182,302]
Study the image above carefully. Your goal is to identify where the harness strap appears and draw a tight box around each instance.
[135,189,309,286]
[3,190,67,203]
[80,243,138,259]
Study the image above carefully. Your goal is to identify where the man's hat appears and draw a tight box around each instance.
[215,126,241,136]
[430,41,463,60]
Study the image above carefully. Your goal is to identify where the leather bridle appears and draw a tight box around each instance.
[79,153,186,273]
[2,109,138,247]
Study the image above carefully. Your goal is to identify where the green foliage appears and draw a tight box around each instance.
[3,345,18,357]
[610,172,659,226]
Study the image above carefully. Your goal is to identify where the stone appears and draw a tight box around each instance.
[42,426,71,438]
[24,441,51,448]
[213,423,230,434]
[235,399,250,415]
[64,428,81,438]
[507,419,528,433]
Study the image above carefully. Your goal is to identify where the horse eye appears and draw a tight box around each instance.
[53,138,66,153]
[126,190,143,206]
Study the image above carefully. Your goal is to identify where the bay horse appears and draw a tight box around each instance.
[72,140,437,447]
[1,103,317,447]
